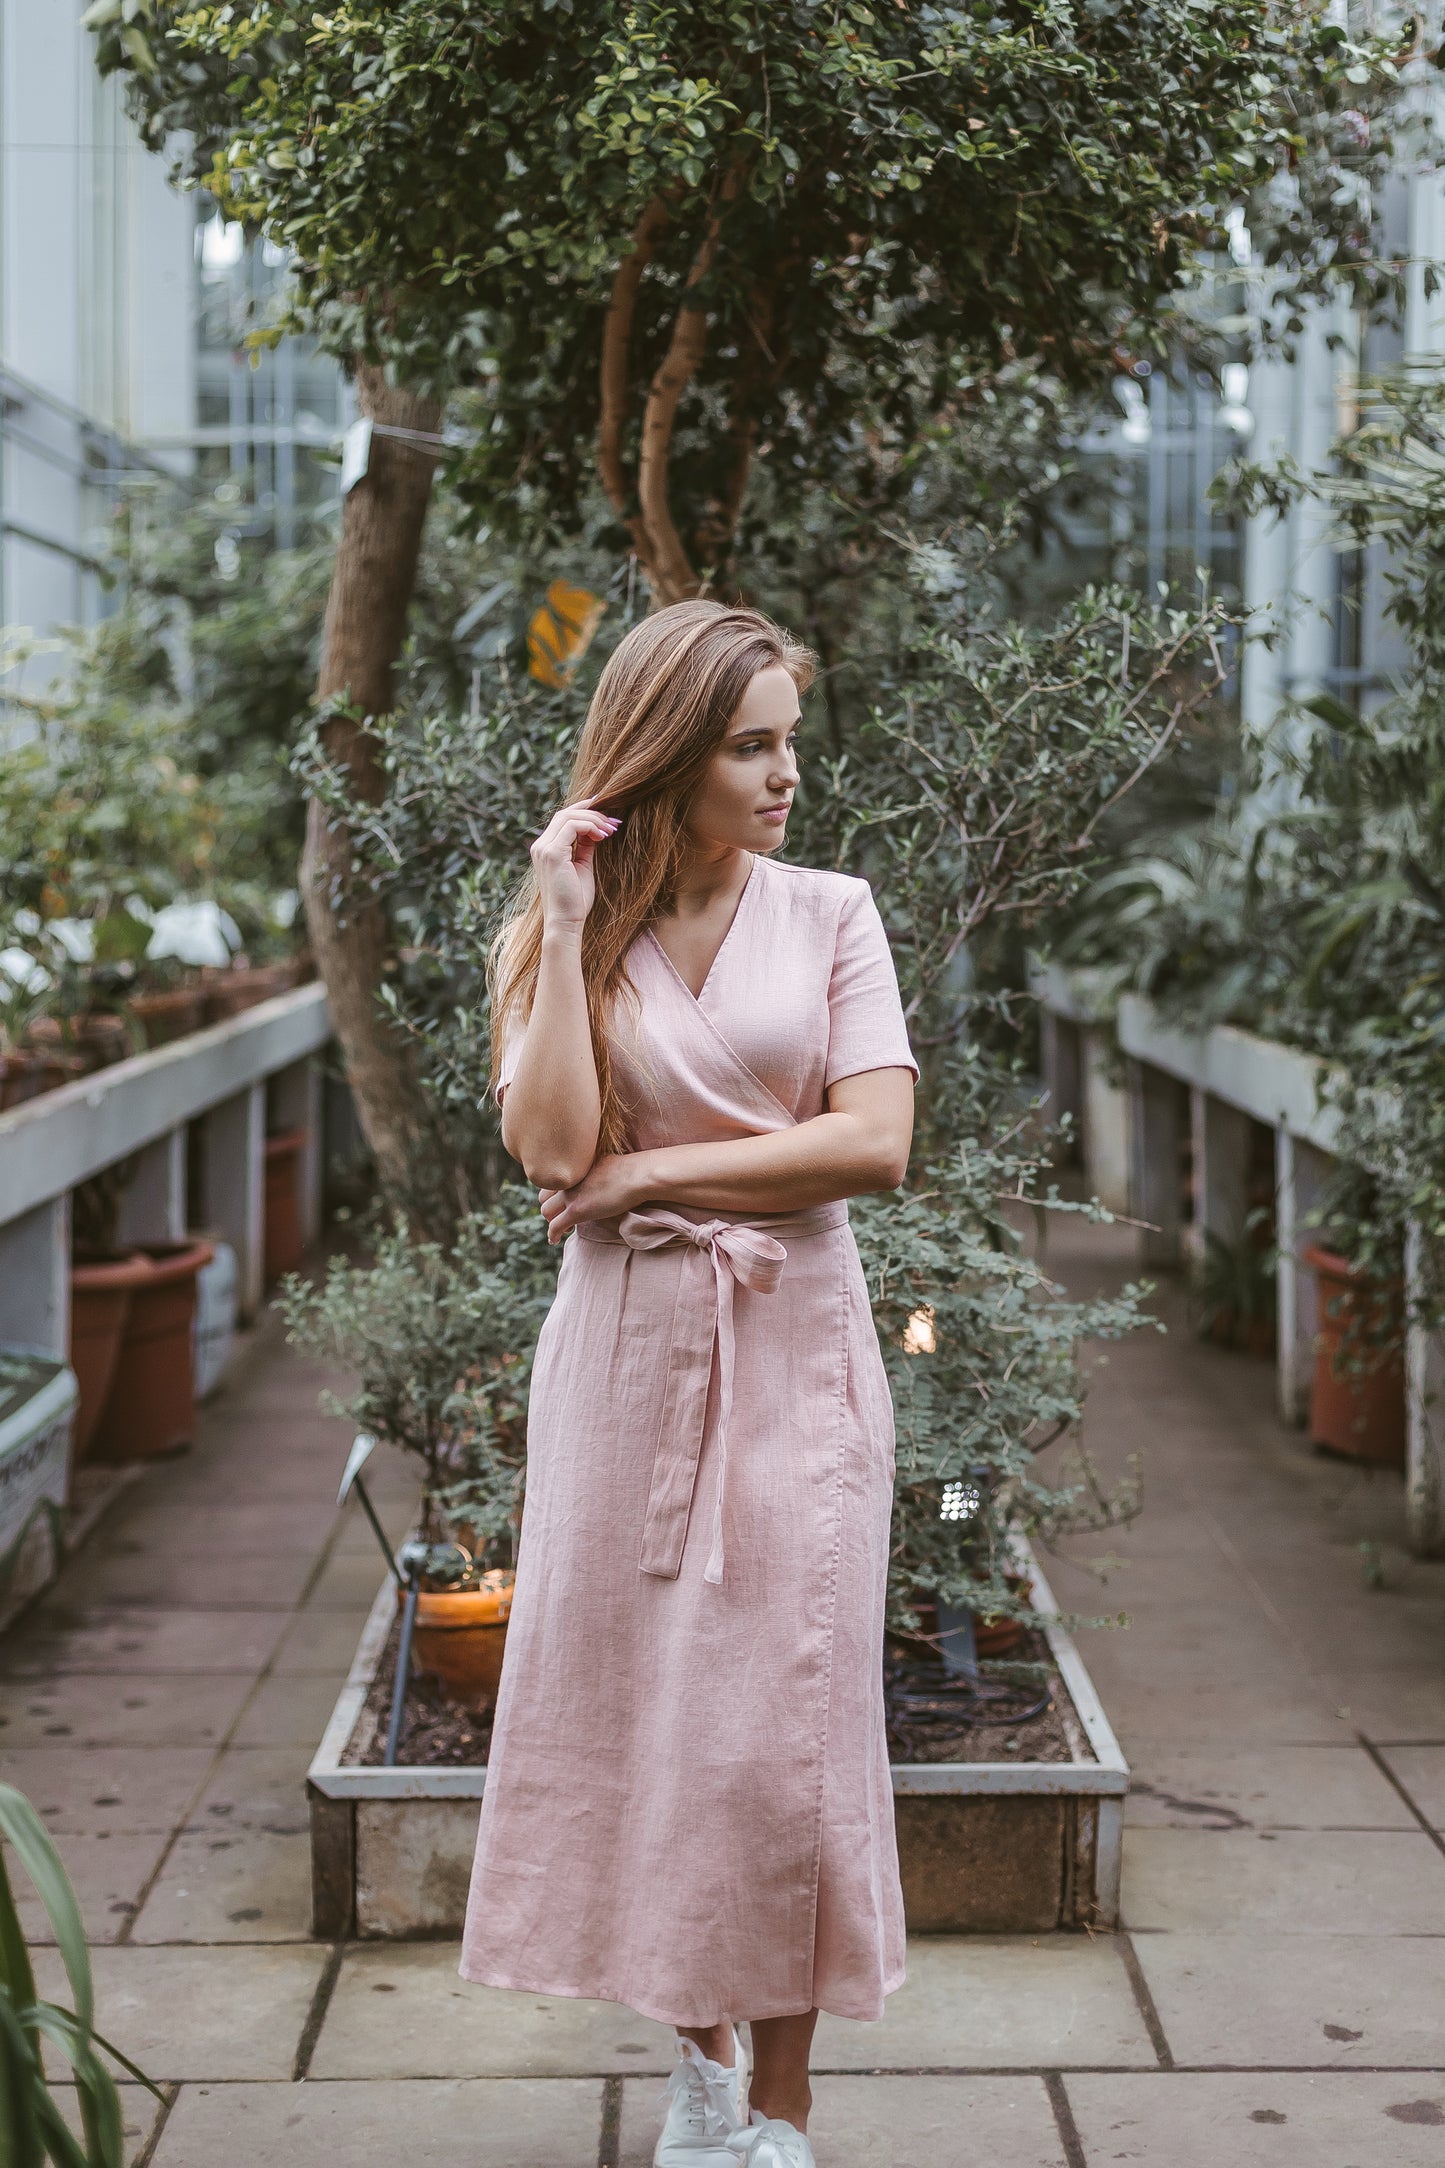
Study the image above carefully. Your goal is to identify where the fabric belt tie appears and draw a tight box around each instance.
[579,1201,846,1587]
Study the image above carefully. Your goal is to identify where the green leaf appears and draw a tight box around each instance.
[0,1786,95,2029]
[0,1992,48,2168]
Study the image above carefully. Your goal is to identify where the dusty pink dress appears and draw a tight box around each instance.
[460,853,917,2026]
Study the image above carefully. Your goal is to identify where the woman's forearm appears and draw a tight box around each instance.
[631,1096,911,1214]
[501,928,601,1185]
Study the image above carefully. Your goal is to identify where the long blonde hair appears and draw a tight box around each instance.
[489,599,816,1153]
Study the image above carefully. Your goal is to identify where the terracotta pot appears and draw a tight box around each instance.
[263,1129,308,1284]
[202,960,306,1024]
[0,1049,72,1110]
[902,1578,1033,1661]
[1302,1245,1406,1469]
[88,1239,215,1463]
[972,1577,1034,1657]
[405,1570,514,1709]
[68,1253,153,1459]
[27,1013,131,1075]
[972,1609,1029,1658]
[131,986,207,1049]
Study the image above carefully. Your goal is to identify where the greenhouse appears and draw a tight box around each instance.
[3,5,1445,2165]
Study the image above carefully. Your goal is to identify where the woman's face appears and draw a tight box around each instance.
[684,663,801,856]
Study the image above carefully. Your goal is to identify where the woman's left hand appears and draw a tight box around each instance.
[538,1154,650,1243]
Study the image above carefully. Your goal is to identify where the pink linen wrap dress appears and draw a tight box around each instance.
[460,854,917,2027]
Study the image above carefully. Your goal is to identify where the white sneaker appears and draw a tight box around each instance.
[725,2114,816,2167]
[653,2031,747,2166]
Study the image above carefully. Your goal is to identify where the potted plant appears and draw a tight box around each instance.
[201,949,312,1022]
[1,1781,160,2164]
[263,1127,309,1283]
[68,1169,214,1465]
[282,1196,557,1709]
[1193,1206,1278,1359]
[0,946,73,1109]
[129,955,209,1048]
[0,626,296,1075]
[1300,1240,1406,1468]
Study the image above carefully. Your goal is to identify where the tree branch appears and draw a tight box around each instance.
[598,196,671,523]
[637,167,741,605]
[700,276,789,577]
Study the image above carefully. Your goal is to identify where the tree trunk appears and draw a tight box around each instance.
[300,364,442,1217]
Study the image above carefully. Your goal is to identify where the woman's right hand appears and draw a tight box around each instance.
[530,798,620,931]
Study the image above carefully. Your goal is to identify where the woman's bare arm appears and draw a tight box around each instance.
[499,800,618,1187]
[538,1068,914,1238]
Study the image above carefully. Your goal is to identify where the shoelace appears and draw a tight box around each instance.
[725,2118,812,2166]
[660,2042,739,2138]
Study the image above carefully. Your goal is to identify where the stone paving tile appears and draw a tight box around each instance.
[333,1498,420,1557]
[0,1606,289,1676]
[0,1671,253,1748]
[131,1827,314,1943]
[35,1943,330,2081]
[53,1548,318,1612]
[1064,1555,1256,1610]
[55,2084,167,2167]
[1123,1744,1414,1831]
[229,1669,349,1748]
[1269,1602,1445,1676]
[811,1936,1156,2071]
[104,1495,341,1555]
[150,2078,604,2167]
[1325,1670,1445,1742]
[1064,1645,1344,1745]
[1084,1631,1323,1697]
[1064,2072,1445,2166]
[267,1605,386,1674]
[619,2072,1069,2167]
[311,1942,676,2079]
[1132,1931,1445,2069]
[1123,1828,1445,1934]
[1,1745,212,1833]
[147,1455,350,1509]
[300,1548,395,1610]
[1083,1598,1303,1657]
[132,1748,314,1944]
[1379,1747,1445,1828]
[13,1831,169,1946]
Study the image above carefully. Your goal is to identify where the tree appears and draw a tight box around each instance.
[89,0,1410,1207]
[299,530,1232,1620]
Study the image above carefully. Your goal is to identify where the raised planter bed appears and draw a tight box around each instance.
[307,1543,1128,1941]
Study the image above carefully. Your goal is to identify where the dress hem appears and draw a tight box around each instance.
[456,1956,908,2030]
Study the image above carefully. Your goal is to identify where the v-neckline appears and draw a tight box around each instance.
[646,852,760,1006]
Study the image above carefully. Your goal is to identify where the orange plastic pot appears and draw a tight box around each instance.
[263,1129,307,1284]
[68,1253,152,1459]
[89,1239,215,1463]
[1302,1245,1406,1470]
[405,1570,515,1710]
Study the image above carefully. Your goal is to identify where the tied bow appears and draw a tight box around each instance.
[617,1207,788,1587]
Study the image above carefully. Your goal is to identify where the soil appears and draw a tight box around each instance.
[883,1628,1076,1765]
[344,1615,1083,1770]
[345,1611,497,1766]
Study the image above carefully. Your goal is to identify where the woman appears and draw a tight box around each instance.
[461,600,917,2168]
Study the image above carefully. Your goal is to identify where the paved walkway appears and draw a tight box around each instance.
[4,1216,1445,2165]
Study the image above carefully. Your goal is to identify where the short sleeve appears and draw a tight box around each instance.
[825,882,918,1089]
[493,1009,526,1107]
